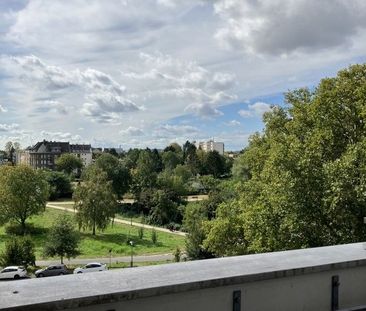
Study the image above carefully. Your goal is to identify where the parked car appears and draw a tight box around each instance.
[35,264,68,278]
[73,262,107,274]
[0,266,27,280]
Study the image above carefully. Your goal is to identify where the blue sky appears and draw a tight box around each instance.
[1,0,366,151]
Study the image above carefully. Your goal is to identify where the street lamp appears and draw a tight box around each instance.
[129,240,134,267]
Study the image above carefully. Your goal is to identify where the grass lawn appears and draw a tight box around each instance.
[0,208,185,260]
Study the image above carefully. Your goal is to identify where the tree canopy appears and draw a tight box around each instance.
[55,153,83,175]
[203,64,366,256]
[0,165,49,234]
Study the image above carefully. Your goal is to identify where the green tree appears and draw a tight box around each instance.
[73,166,117,235]
[43,214,80,264]
[42,170,72,200]
[203,64,366,256]
[95,153,131,198]
[149,190,180,226]
[183,202,213,260]
[55,153,83,175]
[0,236,36,268]
[131,151,158,198]
[205,151,226,178]
[0,165,49,234]
[162,151,182,170]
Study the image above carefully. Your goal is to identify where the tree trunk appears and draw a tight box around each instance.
[20,219,26,236]
[92,223,96,235]
[61,255,63,264]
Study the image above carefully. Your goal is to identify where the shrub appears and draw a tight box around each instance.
[173,247,181,262]
[151,229,158,244]
[0,237,36,267]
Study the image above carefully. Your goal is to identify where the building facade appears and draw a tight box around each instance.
[195,140,224,155]
[16,140,92,170]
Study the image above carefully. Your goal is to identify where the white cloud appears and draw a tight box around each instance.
[213,0,366,55]
[123,52,237,118]
[120,126,144,136]
[0,123,19,132]
[0,105,8,113]
[34,100,68,115]
[227,120,241,126]
[238,102,272,118]
[155,124,199,138]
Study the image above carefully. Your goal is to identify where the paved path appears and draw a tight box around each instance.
[46,203,187,237]
[36,253,175,266]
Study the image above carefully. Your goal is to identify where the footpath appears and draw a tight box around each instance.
[46,203,187,237]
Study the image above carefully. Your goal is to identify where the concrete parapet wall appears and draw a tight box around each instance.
[1,243,366,311]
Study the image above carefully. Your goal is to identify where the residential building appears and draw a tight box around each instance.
[194,140,224,155]
[16,140,92,170]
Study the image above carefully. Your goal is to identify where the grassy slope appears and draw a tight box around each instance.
[0,208,185,260]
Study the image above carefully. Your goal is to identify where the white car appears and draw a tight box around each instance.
[0,266,27,280]
[73,262,107,274]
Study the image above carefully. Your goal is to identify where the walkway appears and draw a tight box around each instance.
[46,203,187,237]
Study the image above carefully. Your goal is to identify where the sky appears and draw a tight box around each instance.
[1,0,366,151]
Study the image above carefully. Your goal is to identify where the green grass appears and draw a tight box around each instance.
[0,208,185,260]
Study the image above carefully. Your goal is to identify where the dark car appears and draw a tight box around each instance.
[35,264,68,277]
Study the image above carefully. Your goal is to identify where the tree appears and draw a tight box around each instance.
[56,153,83,176]
[205,151,226,178]
[0,237,36,267]
[73,166,117,235]
[42,170,72,200]
[43,214,80,263]
[0,166,49,234]
[183,202,213,260]
[162,151,182,170]
[203,64,366,256]
[149,190,180,226]
[94,153,131,198]
[131,151,158,198]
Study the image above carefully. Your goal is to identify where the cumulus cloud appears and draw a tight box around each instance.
[0,123,19,132]
[238,102,272,118]
[227,120,241,126]
[0,105,8,113]
[34,100,68,115]
[119,126,144,136]
[3,55,142,123]
[40,130,81,142]
[123,52,236,118]
[154,124,199,138]
[213,0,366,55]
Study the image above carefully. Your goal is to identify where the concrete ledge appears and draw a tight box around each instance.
[1,242,366,310]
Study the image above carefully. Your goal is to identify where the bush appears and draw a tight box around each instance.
[0,237,36,267]
[138,226,144,239]
[173,247,181,262]
[5,223,47,236]
[151,229,158,244]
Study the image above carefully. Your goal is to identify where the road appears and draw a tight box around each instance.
[46,203,187,237]
[36,253,175,266]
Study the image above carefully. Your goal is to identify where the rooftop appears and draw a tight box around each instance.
[1,242,366,310]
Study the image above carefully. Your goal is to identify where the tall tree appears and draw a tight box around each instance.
[94,153,131,198]
[0,166,49,234]
[204,64,366,256]
[73,167,117,235]
[55,153,83,175]
[44,214,80,263]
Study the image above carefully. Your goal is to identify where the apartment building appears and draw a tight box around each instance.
[194,139,224,155]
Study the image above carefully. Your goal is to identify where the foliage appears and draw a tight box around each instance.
[41,170,72,200]
[0,236,35,267]
[204,64,366,256]
[55,153,83,175]
[0,165,49,234]
[138,226,144,239]
[173,247,181,262]
[94,153,131,198]
[151,229,158,244]
[43,214,80,263]
[73,166,117,235]
[149,190,181,226]
[162,151,182,170]
[183,202,213,260]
